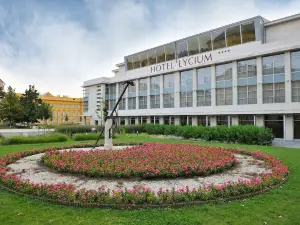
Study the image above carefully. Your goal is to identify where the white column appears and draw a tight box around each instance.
[210,116,217,126]
[285,115,294,141]
[175,116,180,125]
[257,56,263,105]
[232,61,238,105]
[192,116,197,126]
[192,69,197,107]
[136,79,139,109]
[147,116,151,123]
[231,116,239,125]
[174,72,180,108]
[135,117,139,125]
[147,77,151,109]
[285,52,292,104]
[211,65,216,107]
[125,117,129,125]
[159,116,164,125]
[160,75,164,108]
[255,115,264,127]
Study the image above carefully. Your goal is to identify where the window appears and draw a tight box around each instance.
[72,112,75,117]
[133,54,140,69]
[239,115,255,125]
[263,54,285,103]
[180,70,193,107]
[226,25,241,47]
[150,116,160,124]
[187,36,199,56]
[130,117,136,125]
[291,51,300,102]
[150,76,160,108]
[199,34,212,53]
[148,49,156,65]
[198,116,209,126]
[212,29,226,50]
[163,116,174,125]
[139,96,147,109]
[216,63,233,105]
[241,22,256,43]
[180,116,192,126]
[294,115,300,139]
[128,97,136,110]
[156,46,165,63]
[163,74,175,108]
[119,98,126,110]
[217,116,231,126]
[127,57,133,70]
[165,43,175,61]
[197,67,211,106]
[109,99,116,110]
[140,52,148,67]
[264,115,284,138]
[176,40,188,58]
[139,116,148,124]
[57,104,60,108]
[237,59,257,104]
[120,117,126,125]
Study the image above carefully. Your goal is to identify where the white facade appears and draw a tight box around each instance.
[83,14,300,141]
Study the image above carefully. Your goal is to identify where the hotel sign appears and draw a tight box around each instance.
[150,53,213,74]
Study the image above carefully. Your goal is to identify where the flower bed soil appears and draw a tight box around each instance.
[0,143,289,208]
[41,143,236,178]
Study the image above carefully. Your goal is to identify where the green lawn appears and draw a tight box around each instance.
[0,136,299,225]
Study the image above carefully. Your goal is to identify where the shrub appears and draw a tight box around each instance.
[1,133,68,145]
[72,133,102,141]
[120,125,145,134]
[141,124,273,145]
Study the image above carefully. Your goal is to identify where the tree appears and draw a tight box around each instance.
[103,101,108,122]
[38,102,53,124]
[95,100,105,125]
[20,85,42,125]
[0,86,5,100]
[65,114,69,122]
[0,86,23,127]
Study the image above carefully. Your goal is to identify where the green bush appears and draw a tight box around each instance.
[1,133,68,145]
[119,125,145,134]
[142,124,274,145]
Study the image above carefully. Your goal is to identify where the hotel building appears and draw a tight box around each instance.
[83,13,300,140]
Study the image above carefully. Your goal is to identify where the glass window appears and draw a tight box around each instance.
[242,22,256,43]
[164,74,175,90]
[176,40,188,58]
[197,67,211,106]
[140,52,148,67]
[130,117,136,125]
[226,25,241,47]
[239,115,255,125]
[292,80,300,102]
[133,54,140,69]
[150,76,160,94]
[139,96,147,109]
[180,116,192,126]
[291,51,300,74]
[291,51,300,102]
[217,116,231,126]
[120,117,126,125]
[263,83,285,103]
[216,63,232,106]
[165,43,175,61]
[212,29,226,50]
[163,93,174,108]
[294,115,300,139]
[199,34,212,53]
[156,46,165,63]
[264,115,284,138]
[150,116,159,124]
[238,59,257,78]
[180,70,193,107]
[119,98,126,110]
[127,57,133,70]
[197,116,207,126]
[128,97,136,110]
[187,36,199,56]
[150,95,160,108]
[148,49,156,65]
[138,78,147,93]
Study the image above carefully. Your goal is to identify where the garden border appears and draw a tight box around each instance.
[0,143,289,209]
[0,173,288,209]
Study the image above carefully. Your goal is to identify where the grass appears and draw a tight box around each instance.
[0,135,299,225]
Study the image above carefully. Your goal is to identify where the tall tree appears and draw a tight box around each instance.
[0,86,23,127]
[38,102,53,124]
[65,114,69,122]
[20,85,42,125]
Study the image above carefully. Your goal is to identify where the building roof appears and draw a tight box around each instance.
[264,13,300,27]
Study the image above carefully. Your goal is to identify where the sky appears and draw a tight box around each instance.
[0,0,299,97]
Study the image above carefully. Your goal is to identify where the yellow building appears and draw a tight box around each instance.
[40,92,87,125]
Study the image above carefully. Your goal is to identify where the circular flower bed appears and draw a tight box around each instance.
[41,143,236,178]
[0,143,289,208]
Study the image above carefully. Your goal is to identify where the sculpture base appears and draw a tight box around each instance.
[104,143,113,150]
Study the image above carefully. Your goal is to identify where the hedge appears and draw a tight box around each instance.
[142,124,274,145]
[72,133,103,141]
[55,125,103,134]
[1,133,68,145]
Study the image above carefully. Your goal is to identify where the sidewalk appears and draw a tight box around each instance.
[272,140,300,149]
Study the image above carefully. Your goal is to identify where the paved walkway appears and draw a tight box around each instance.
[272,140,300,149]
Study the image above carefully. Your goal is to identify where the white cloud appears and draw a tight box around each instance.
[0,0,299,97]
